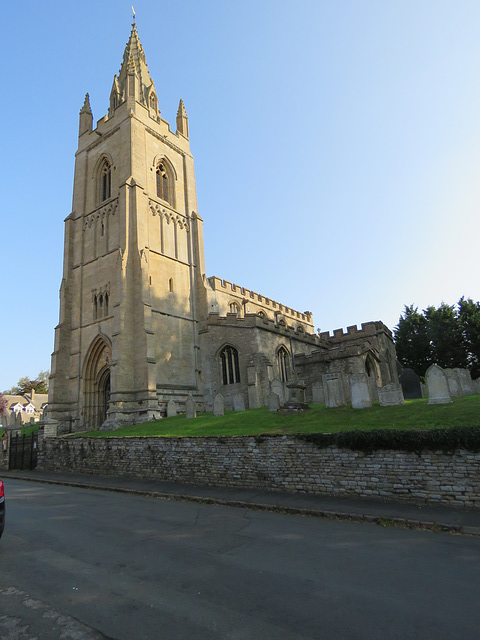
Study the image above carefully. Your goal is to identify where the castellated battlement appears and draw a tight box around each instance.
[318,321,392,342]
[205,312,320,344]
[207,276,313,323]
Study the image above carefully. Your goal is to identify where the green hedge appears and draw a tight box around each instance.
[294,425,480,454]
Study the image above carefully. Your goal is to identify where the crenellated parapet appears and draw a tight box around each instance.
[204,312,321,343]
[318,321,393,343]
[207,276,314,326]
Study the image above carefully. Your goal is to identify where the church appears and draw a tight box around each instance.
[47,23,399,430]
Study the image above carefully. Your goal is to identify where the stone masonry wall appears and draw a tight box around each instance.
[39,436,480,508]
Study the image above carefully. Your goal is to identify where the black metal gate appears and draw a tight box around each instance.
[9,433,38,470]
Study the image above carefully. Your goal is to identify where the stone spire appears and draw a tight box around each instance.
[176,99,189,138]
[115,22,157,109]
[79,93,92,137]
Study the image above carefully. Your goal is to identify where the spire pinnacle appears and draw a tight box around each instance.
[114,21,156,110]
[80,93,92,115]
[176,98,189,138]
[79,93,93,136]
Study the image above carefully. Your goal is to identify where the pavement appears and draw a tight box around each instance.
[2,468,480,536]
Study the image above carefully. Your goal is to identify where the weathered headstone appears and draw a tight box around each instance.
[185,394,196,419]
[350,373,372,409]
[167,399,177,417]
[233,393,245,412]
[1,415,7,430]
[271,379,285,405]
[378,383,404,406]
[444,369,462,397]
[311,381,324,404]
[426,364,452,405]
[268,392,280,412]
[213,393,224,417]
[454,368,474,396]
[399,368,422,399]
[323,373,346,408]
[472,378,480,394]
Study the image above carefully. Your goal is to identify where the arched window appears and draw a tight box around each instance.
[257,311,266,318]
[277,346,290,382]
[104,292,109,316]
[150,94,157,110]
[100,158,111,202]
[168,278,174,293]
[156,162,171,203]
[93,294,98,320]
[229,302,239,315]
[220,345,240,385]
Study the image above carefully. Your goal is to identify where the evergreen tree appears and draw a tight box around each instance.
[394,305,431,375]
[458,298,480,378]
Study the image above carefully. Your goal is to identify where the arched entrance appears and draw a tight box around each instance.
[83,335,112,428]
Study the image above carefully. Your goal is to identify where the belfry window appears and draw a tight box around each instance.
[277,346,290,382]
[220,346,240,385]
[156,162,170,203]
[100,159,112,202]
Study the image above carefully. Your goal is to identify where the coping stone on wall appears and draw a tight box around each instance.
[350,373,372,409]
[378,383,404,406]
[213,393,224,417]
[426,364,452,405]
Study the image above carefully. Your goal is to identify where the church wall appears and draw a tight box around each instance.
[152,313,197,388]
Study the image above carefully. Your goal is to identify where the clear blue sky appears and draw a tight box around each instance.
[2,1,480,392]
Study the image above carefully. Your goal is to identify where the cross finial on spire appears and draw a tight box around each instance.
[132,6,136,22]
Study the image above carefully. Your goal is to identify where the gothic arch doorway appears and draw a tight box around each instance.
[83,335,112,428]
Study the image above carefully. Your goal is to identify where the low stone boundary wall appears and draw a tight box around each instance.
[38,435,480,508]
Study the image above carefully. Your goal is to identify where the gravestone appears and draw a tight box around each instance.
[350,373,372,409]
[454,368,474,396]
[233,393,245,412]
[399,368,422,399]
[323,373,346,408]
[311,381,324,404]
[472,379,480,394]
[444,369,462,398]
[167,399,177,417]
[426,364,452,405]
[1,415,7,430]
[268,392,280,412]
[270,379,285,405]
[185,394,196,419]
[213,393,224,417]
[378,383,404,406]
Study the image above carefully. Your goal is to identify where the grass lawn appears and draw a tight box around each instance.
[76,395,480,438]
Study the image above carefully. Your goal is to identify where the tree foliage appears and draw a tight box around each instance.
[394,299,480,378]
[6,370,50,395]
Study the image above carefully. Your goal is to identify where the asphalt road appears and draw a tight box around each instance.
[0,479,479,640]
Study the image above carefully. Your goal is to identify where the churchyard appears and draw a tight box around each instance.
[71,394,480,438]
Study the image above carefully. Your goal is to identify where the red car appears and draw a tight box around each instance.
[0,480,5,538]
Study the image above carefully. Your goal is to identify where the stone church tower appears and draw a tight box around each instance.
[48,23,399,431]
[48,23,206,429]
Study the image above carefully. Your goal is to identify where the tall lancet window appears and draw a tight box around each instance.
[277,346,290,382]
[156,162,171,204]
[220,346,241,385]
[100,159,112,202]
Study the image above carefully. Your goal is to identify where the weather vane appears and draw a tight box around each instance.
[132,6,136,22]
